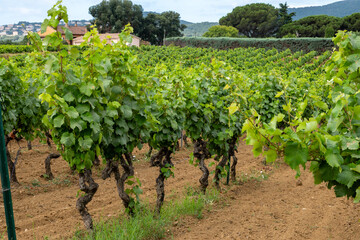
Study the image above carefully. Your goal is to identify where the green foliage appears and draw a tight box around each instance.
[39,12,103,171]
[219,3,279,38]
[72,188,219,240]
[35,1,153,172]
[141,11,186,45]
[280,15,343,37]
[165,37,334,53]
[96,27,152,160]
[0,59,25,134]
[0,57,43,141]
[325,26,335,38]
[3,2,352,235]
[125,176,143,210]
[203,25,238,38]
[282,33,296,38]
[186,60,243,156]
[0,45,32,54]
[342,13,360,32]
[278,2,295,27]
[146,64,187,162]
[89,0,144,35]
[242,31,360,202]
[88,0,186,45]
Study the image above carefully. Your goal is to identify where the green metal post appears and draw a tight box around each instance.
[0,103,16,240]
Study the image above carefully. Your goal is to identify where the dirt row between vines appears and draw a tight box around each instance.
[1,139,359,240]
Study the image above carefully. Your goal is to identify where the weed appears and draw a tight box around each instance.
[71,187,220,240]
[51,175,72,187]
[239,169,269,183]
[31,179,41,187]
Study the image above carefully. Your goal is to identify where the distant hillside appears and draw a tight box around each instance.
[180,20,193,26]
[143,11,216,37]
[182,22,219,37]
[290,0,360,20]
[144,11,192,25]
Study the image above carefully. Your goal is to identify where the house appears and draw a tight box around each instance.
[72,33,141,47]
[56,25,87,45]
[37,24,87,45]
[26,26,34,31]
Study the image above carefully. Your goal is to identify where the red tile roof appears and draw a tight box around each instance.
[56,26,87,35]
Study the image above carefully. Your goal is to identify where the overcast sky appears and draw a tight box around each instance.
[0,0,341,25]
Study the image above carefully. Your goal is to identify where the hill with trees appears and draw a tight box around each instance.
[290,0,360,20]
[182,22,218,37]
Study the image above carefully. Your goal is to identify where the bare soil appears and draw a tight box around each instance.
[1,139,360,240]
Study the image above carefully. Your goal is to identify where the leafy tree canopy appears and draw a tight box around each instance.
[89,0,144,35]
[278,2,295,27]
[89,0,185,45]
[219,3,279,38]
[279,15,343,37]
[342,13,360,32]
[203,25,238,38]
[141,11,186,45]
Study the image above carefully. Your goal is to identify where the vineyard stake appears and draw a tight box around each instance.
[0,102,17,240]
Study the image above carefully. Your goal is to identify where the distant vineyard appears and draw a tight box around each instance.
[1,1,359,236]
[165,37,335,52]
[0,45,32,54]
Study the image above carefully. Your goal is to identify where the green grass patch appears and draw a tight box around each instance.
[72,188,219,240]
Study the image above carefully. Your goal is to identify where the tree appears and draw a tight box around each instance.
[140,11,186,45]
[278,2,295,27]
[279,15,343,37]
[203,25,238,38]
[157,11,186,44]
[219,3,279,38]
[342,13,360,32]
[89,0,186,45]
[89,0,144,35]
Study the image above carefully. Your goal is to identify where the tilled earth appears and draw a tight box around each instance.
[1,139,359,240]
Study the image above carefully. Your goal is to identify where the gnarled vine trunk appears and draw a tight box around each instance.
[182,133,190,148]
[45,131,52,149]
[214,136,238,189]
[214,155,228,190]
[93,155,100,167]
[5,136,18,184]
[76,169,98,231]
[151,147,173,215]
[44,153,60,180]
[193,139,211,194]
[228,136,238,181]
[231,155,238,181]
[27,140,32,150]
[102,153,135,215]
[146,145,153,158]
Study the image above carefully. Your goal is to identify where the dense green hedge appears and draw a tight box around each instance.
[165,37,335,52]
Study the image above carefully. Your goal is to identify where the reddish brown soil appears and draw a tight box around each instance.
[1,139,360,240]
